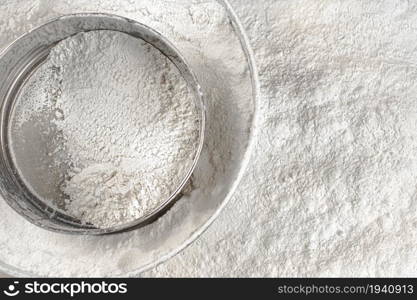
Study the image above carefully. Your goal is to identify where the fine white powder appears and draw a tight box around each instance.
[15,30,200,228]
[1,0,417,278]
[146,0,417,277]
[0,0,255,277]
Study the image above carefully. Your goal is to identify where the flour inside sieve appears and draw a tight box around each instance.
[8,29,202,230]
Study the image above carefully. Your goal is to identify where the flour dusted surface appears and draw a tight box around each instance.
[1,0,416,277]
[15,30,200,228]
[146,0,417,277]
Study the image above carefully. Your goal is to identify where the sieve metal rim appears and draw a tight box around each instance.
[0,13,206,235]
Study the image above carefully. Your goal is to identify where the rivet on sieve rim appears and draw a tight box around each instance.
[0,13,206,235]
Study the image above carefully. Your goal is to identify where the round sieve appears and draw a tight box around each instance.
[0,13,205,235]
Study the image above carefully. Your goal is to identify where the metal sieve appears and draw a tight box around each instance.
[0,13,205,235]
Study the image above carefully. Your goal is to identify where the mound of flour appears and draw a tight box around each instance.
[16,30,200,228]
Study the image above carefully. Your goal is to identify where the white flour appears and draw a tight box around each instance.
[1,0,417,278]
[0,0,253,277]
[145,0,417,277]
[15,30,200,228]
